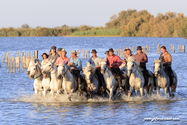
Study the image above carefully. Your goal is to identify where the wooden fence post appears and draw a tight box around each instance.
[83,50,85,59]
[79,49,81,58]
[35,50,38,59]
[182,45,185,52]
[86,50,88,60]
[2,53,6,63]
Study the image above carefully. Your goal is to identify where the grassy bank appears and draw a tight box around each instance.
[69,28,121,37]
[0,27,78,37]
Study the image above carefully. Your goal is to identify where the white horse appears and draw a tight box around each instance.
[42,60,62,97]
[57,63,77,101]
[127,57,145,97]
[127,57,154,97]
[41,64,51,97]
[154,59,177,97]
[27,60,43,96]
[100,59,118,101]
[83,62,99,98]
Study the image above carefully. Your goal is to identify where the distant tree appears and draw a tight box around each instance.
[79,25,91,31]
[21,23,29,29]
[61,24,69,28]
[36,26,41,29]
[110,14,117,21]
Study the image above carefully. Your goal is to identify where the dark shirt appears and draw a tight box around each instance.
[134,52,148,67]
[48,53,59,63]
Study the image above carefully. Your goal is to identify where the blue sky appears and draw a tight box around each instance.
[0,0,186,28]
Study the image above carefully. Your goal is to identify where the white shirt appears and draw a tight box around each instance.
[88,56,100,67]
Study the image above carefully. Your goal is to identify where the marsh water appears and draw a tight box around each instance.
[0,37,187,124]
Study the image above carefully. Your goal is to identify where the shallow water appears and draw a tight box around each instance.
[0,37,187,124]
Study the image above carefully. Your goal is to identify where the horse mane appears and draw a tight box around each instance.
[127,56,143,76]
[34,59,41,67]
[154,59,163,71]
[127,56,135,62]
[84,62,96,73]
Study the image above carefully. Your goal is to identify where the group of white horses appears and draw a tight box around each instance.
[27,56,177,101]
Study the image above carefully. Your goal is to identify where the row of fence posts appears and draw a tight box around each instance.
[1,44,185,72]
[1,50,38,73]
[157,42,185,54]
[114,45,151,58]
[171,45,185,53]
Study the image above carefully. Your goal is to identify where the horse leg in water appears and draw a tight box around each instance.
[35,90,39,96]
[146,87,150,95]
[164,87,168,96]
[109,87,114,101]
[43,88,47,97]
[140,87,144,97]
[167,87,174,97]
[157,87,160,96]
[39,91,42,97]
[128,88,134,98]
[149,86,153,96]
[50,91,54,97]
[68,89,74,101]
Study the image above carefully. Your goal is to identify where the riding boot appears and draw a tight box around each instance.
[143,70,148,88]
[124,76,130,95]
[78,77,82,91]
[117,76,123,92]
[170,73,175,90]
[144,76,148,88]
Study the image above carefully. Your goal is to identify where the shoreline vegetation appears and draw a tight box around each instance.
[0,9,187,37]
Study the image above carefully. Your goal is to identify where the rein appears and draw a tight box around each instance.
[62,66,68,76]
[35,72,42,79]
[47,65,56,74]
[154,62,163,76]
[31,65,43,79]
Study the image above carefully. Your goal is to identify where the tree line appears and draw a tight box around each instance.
[0,9,187,37]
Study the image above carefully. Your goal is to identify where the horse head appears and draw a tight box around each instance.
[27,61,39,79]
[154,59,163,77]
[83,62,95,84]
[127,56,137,77]
[83,63,95,92]
[57,63,66,79]
[42,59,54,75]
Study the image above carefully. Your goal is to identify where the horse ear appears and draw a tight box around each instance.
[154,58,155,62]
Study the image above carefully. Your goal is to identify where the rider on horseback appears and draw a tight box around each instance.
[122,49,132,94]
[123,49,132,66]
[88,49,106,92]
[48,46,60,63]
[159,46,175,90]
[134,46,149,89]
[68,50,84,91]
[107,48,123,92]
